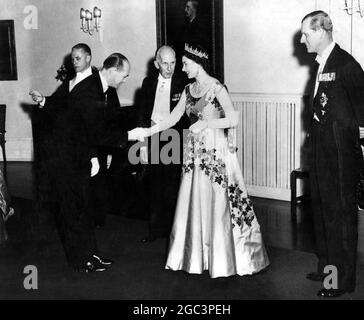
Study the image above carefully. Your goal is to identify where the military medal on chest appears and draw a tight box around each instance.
[320,92,328,116]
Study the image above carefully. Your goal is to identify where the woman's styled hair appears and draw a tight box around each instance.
[183,43,210,72]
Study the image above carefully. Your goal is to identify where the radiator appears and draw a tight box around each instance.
[231,93,304,201]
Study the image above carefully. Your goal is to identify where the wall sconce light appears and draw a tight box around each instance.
[357,0,364,17]
[80,6,101,35]
[344,0,364,17]
[344,0,354,15]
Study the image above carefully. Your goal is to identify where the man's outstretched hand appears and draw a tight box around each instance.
[29,90,45,104]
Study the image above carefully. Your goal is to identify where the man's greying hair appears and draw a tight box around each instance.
[72,43,92,55]
[302,10,333,33]
[103,53,129,70]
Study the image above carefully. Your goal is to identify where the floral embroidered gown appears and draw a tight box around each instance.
[153,80,269,278]
[0,169,13,244]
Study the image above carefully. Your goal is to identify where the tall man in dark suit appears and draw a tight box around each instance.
[139,46,187,242]
[30,43,94,109]
[300,11,364,297]
[30,44,96,176]
[31,52,139,272]
[31,44,121,227]
[30,44,106,225]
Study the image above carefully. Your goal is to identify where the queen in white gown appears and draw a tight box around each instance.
[138,43,269,278]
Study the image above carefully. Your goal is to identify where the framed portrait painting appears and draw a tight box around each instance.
[0,20,18,81]
[156,0,224,82]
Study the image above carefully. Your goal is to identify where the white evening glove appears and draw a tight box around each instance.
[189,120,208,134]
[128,128,150,141]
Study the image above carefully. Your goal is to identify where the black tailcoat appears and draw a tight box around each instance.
[138,74,188,237]
[309,44,364,291]
[41,71,128,266]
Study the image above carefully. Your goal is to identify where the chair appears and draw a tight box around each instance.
[290,168,309,220]
[0,105,7,180]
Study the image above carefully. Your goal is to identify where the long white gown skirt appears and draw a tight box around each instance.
[165,127,269,278]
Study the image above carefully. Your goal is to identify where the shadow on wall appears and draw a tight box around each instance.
[132,56,157,110]
[54,53,75,83]
[19,53,74,119]
[291,30,318,196]
[292,30,317,169]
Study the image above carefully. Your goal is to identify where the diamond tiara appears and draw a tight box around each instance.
[184,43,209,59]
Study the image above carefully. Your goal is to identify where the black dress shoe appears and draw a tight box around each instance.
[141,235,157,243]
[92,254,114,266]
[306,272,326,282]
[95,220,106,228]
[75,261,107,273]
[317,288,346,298]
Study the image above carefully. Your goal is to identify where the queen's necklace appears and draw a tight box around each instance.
[193,79,210,96]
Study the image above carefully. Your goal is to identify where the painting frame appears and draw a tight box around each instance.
[0,20,18,81]
[156,0,224,83]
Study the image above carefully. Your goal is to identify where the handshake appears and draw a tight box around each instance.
[128,127,151,141]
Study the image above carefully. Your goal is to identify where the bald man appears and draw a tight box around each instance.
[138,46,188,243]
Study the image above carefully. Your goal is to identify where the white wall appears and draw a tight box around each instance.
[0,0,157,160]
[223,0,363,94]
[1,0,33,160]
[223,0,364,199]
[224,0,317,95]
[2,0,363,163]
